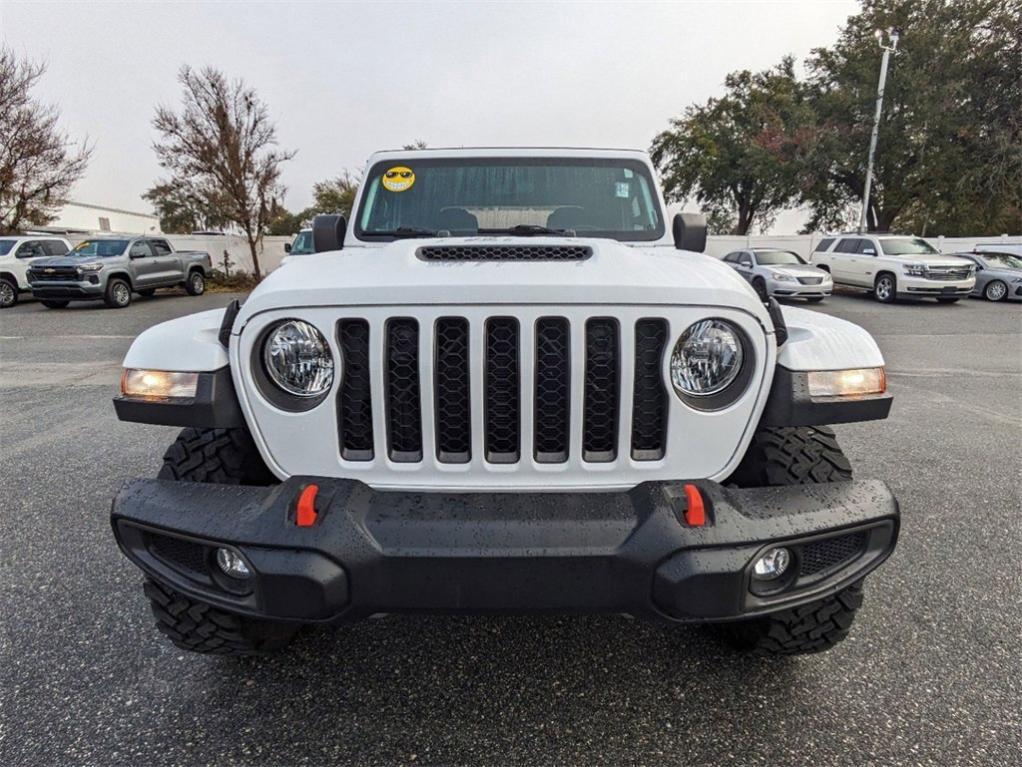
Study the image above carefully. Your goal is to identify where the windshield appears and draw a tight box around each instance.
[290,231,314,255]
[979,253,1022,269]
[755,250,806,266]
[355,158,664,241]
[0,240,15,255]
[71,239,129,257]
[879,238,938,255]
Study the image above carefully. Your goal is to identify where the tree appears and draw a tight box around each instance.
[403,140,428,150]
[152,66,295,276]
[650,58,812,235]
[142,182,230,234]
[801,0,1021,234]
[0,47,91,234]
[310,170,360,218]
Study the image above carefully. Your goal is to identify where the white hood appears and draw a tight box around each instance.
[891,253,974,267]
[238,238,769,325]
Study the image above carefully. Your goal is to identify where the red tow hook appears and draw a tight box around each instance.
[295,484,319,527]
[682,483,706,527]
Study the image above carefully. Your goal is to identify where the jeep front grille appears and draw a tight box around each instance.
[335,313,670,467]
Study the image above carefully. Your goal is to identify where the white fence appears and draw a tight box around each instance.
[705,234,1022,260]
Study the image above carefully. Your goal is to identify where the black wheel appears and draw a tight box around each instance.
[0,277,17,308]
[752,277,768,301]
[138,288,156,297]
[41,300,70,308]
[936,297,959,304]
[984,280,1007,301]
[185,270,206,296]
[806,296,825,303]
[717,426,861,655]
[104,278,132,308]
[144,427,293,655]
[873,273,896,303]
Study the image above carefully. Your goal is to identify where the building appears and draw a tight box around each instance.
[29,201,162,236]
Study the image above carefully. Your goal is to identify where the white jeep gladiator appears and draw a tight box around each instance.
[110,148,898,657]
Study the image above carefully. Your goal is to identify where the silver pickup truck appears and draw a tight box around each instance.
[27,236,212,309]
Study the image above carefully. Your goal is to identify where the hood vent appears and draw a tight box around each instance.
[418,245,593,262]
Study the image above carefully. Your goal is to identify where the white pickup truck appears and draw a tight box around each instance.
[810,233,975,303]
[110,147,899,658]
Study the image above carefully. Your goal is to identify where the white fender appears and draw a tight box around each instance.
[777,306,885,371]
[121,308,228,371]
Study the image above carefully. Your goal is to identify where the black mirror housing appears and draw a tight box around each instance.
[284,242,292,253]
[312,214,347,253]
[672,213,707,252]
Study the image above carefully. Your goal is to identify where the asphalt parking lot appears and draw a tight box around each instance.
[1,289,1020,766]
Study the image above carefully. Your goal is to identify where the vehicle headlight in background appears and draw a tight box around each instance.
[902,264,927,277]
[77,262,103,271]
[262,319,334,397]
[770,272,795,281]
[121,369,199,399]
[670,319,744,397]
[807,368,886,398]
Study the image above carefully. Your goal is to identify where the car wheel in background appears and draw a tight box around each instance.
[984,280,1007,302]
[138,289,156,298]
[873,273,896,303]
[0,278,17,308]
[185,271,206,296]
[105,278,132,309]
[752,277,768,301]
[41,300,70,309]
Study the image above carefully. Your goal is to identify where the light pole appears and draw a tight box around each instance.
[858,28,900,234]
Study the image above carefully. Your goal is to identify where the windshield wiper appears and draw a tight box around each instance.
[488,224,576,237]
[375,227,441,239]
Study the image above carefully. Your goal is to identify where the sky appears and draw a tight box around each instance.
[2,0,860,233]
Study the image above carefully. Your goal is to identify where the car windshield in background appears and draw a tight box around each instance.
[980,253,1022,269]
[879,238,938,255]
[290,231,314,255]
[756,250,806,266]
[71,239,129,257]
[355,158,664,241]
[0,240,16,255]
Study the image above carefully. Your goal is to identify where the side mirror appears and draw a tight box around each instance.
[672,213,707,252]
[283,242,292,253]
[313,214,347,253]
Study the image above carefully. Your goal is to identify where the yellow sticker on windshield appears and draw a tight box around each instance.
[382,166,415,192]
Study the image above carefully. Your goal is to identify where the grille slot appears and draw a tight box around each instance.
[434,318,471,463]
[337,319,374,461]
[149,535,208,579]
[631,319,669,460]
[419,245,592,261]
[29,267,78,281]
[583,318,619,462]
[534,318,571,462]
[484,317,520,463]
[799,531,868,576]
[385,318,423,462]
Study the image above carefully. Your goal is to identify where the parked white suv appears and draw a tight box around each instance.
[810,234,975,303]
[722,248,832,303]
[0,235,73,308]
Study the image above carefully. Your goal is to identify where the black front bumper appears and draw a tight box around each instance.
[111,477,898,624]
[29,282,103,299]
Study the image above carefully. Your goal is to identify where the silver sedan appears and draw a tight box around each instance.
[722,248,833,303]
[952,252,1022,302]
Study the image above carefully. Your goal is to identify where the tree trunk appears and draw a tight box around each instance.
[244,225,262,279]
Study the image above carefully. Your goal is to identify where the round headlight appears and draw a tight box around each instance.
[670,319,744,397]
[263,320,334,397]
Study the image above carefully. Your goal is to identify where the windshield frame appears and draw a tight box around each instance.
[878,237,938,256]
[978,252,1022,269]
[70,239,130,257]
[754,250,807,266]
[353,156,666,243]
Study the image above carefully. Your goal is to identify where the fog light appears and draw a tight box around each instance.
[121,368,199,399]
[807,367,886,398]
[752,547,791,580]
[215,548,251,579]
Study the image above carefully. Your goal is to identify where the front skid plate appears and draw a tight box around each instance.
[111,477,898,623]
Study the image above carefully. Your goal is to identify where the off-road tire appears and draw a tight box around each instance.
[717,426,860,655]
[145,427,292,655]
[158,427,277,486]
[138,288,156,297]
[144,579,296,655]
[752,277,768,301]
[41,299,70,308]
[105,278,132,308]
[185,270,205,296]
[984,280,1007,301]
[873,272,896,303]
[0,277,17,308]
[720,581,865,656]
